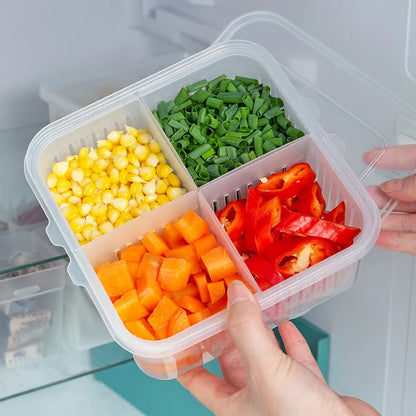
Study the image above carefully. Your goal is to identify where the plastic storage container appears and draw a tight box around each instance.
[0,259,66,369]
[25,25,382,378]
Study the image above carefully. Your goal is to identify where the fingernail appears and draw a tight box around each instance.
[381,179,402,192]
[227,280,255,307]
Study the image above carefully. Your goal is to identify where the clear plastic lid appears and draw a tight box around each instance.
[215,11,416,218]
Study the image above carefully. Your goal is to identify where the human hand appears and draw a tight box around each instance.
[364,145,416,255]
[178,281,379,416]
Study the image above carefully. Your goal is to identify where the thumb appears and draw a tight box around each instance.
[226,281,283,381]
[380,173,416,203]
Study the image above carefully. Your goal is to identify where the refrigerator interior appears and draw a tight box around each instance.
[1,1,416,414]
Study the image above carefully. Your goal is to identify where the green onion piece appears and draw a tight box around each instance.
[235,76,259,86]
[246,129,262,144]
[225,131,245,138]
[167,112,186,121]
[238,84,247,93]
[206,164,222,178]
[187,166,198,180]
[202,148,216,160]
[152,110,161,124]
[225,103,239,121]
[221,121,230,131]
[171,99,193,113]
[229,119,240,132]
[166,100,176,113]
[254,136,263,157]
[240,118,249,132]
[242,94,254,111]
[177,138,190,149]
[277,114,291,129]
[264,106,283,119]
[189,124,206,144]
[261,86,271,100]
[216,124,226,137]
[240,107,249,119]
[216,92,245,103]
[286,127,305,139]
[170,129,185,142]
[195,179,209,186]
[206,115,220,129]
[253,97,264,115]
[223,136,242,147]
[257,118,269,128]
[191,89,212,103]
[197,107,206,126]
[226,146,238,159]
[248,114,258,129]
[263,140,276,152]
[246,150,255,160]
[208,74,227,90]
[262,130,274,140]
[163,122,174,137]
[226,82,238,92]
[186,157,197,169]
[276,97,284,107]
[188,143,212,160]
[187,79,208,92]
[206,97,223,109]
[196,164,210,179]
[218,79,230,92]
[239,152,250,164]
[168,119,189,132]
[257,98,271,117]
[212,156,229,164]
[268,137,284,147]
[157,101,168,120]
[175,88,189,105]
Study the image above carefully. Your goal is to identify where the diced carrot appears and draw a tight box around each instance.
[96,260,135,297]
[207,280,226,304]
[166,245,201,274]
[162,290,173,299]
[120,244,146,263]
[136,274,163,311]
[201,246,238,281]
[125,319,155,341]
[193,272,210,303]
[207,294,227,314]
[114,289,149,322]
[162,223,187,248]
[177,295,205,313]
[110,295,121,303]
[125,261,140,279]
[157,258,191,291]
[137,253,164,281]
[148,295,179,330]
[141,231,170,256]
[154,323,168,340]
[223,273,244,288]
[95,262,110,275]
[171,283,199,303]
[166,308,191,337]
[192,233,218,259]
[188,308,211,325]
[175,210,209,243]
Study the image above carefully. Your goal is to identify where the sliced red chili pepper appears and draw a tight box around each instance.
[263,237,335,278]
[255,196,282,252]
[275,209,361,246]
[216,200,246,241]
[233,237,248,257]
[244,187,264,253]
[293,182,326,218]
[255,163,316,199]
[256,278,272,291]
[245,254,284,286]
[323,201,346,225]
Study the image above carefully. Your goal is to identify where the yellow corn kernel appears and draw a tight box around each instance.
[83,182,96,196]
[91,228,102,241]
[167,186,185,200]
[53,193,66,206]
[79,156,94,170]
[107,130,122,144]
[56,179,71,193]
[156,194,170,205]
[71,183,83,198]
[91,203,107,218]
[130,182,143,196]
[95,215,107,226]
[156,152,166,164]
[119,170,128,185]
[92,159,106,173]
[149,139,161,153]
[119,212,133,222]
[80,177,92,187]
[149,201,160,210]
[127,164,139,176]
[65,155,76,162]
[82,195,94,204]
[127,174,144,183]
[107,208,120,224]
[112,197,128,211]
[75,232,85,243]
[144,193,157,204]
[135,193,144,204]
[67,196,81,205]
[120,134,136,147]
[69,159,79,169]
[61,191,72,200]
[79,147,89,158]
[138,202,151,212]
[88,149,98,160]
[91,173,100,182]
[98,221,114,234]
[143,182,156,195]
[137,132,151,144]
[134,144,149,161]
[167,173,181,187]
[156,164,172,178]
[139,166,155,181]
[109,168,120,183]
[93,194,103,205]
[127,153,140,167]
[79,203,92,217]
[117,185,131,200]
[112,146,127,157]
[113,155,128,170]
[47,173,58,188]
[102,190,114,205]
[125,125,139,137]
[114,218,126,228]
[70,168,84,183]
[61,204,78,220]
[111,184,119,195]
[96,139,113,150]
[69,217,85,233]
[97,147,112,159]
[52,161,69,177]
[145,153,159,168]
[128,199,138,209]
[82,224,95,240]
[96,176,111,190]
[155,179,168,195]
[130,207,143,218]
[85,215,96,224]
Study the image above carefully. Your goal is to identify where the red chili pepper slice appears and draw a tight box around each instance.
[244,254,284,286]
[275,209,361,246]
[216,200,246,241]
[293,182,326,218]
[244,187,264,253]
[255,163,316,199]
[263,237,335,278]
[233,237,248,257]
[323,201,346,225]
[254,196,282,252]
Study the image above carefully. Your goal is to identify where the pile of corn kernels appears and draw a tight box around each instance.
[46,126,186,245]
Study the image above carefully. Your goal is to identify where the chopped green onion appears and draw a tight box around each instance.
[206,97,223,109]
[225,103,239,121]
[248,114,258,129]
[240,152,250,164]
[263,140,276,152]
[286,127,305,138]
[226,82,238,92]
[208,74,227,90]
[197,107,206,126]
[152,110,161,124]
[188,79,208,92]
[261,86,270,100]
[268,137,284,147]
[168,119,189,132]
[189,124,206,144]
[191,89,212,103]
[264,106,283,119]
[188,143,212,160]
[235,76,259,85]
[277,114,291,129]
[202,148,216,160]
[254,136,263,157]
[253,97,264,115]
[216,92,245,103]
[174,88,189,105]
[157,101,168,120]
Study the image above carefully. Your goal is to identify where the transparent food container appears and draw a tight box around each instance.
[25,20,382,379]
